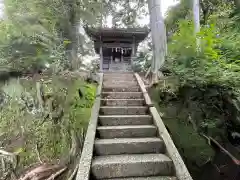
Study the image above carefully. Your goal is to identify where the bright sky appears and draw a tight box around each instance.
[162,0,179,15]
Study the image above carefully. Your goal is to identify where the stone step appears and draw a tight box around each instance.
[104,72,134,75]
[103,79,137,82]
[100,106,148,115]
[103,80,138,84]
[103,177,177,180]
[97,125,157,138]
[104,74,135,78]
[101,99,145,106]
[103,82,139,87]
[91,154,174,179]
[99,115,152,126]
[103,86,140,92]
[103,75,135,79]
[103,78,136,82]
[94,138,165,155]
[101,92,143,99]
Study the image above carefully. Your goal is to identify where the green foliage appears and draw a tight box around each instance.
[149,86,215,179]
[103,0,148,28]
[0,76,96,172]
[167,19,240,88]
[0,0,104,73]
[163,4,240,178]
[165,0,192,32]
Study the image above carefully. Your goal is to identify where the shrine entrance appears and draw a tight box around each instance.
[102,47,132,71]
[85,27,149,72]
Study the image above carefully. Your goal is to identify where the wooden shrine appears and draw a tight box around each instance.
[85,27,149,71]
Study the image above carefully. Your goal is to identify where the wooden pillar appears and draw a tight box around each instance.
[99,40,103,72]
[121,48,123,62]
[131,36,136,65]
[111,48,113,64]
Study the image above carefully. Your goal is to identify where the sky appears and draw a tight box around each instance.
[162,0,179,15]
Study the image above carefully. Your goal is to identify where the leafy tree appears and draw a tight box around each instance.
[165,0,235,32]
[102,0,148,28]
[0,0,104,72]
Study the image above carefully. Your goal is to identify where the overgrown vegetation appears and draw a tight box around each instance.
[148,1,240,179]
[0,75,96,179]
[0,0,102,179]
[165,0,240,138]
[0,0,150,178]
[1,0,240,179]
[0,0,109,74]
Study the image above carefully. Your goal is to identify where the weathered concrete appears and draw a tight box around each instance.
[101,92,143,99]
[103,80,138,86]
[78,72,191,180]
[91,154,174,179]
[104,73,135,78]
[94,137,165,155]
[97,125,157,138]
[103,77,136,82]
[103,86,140,92]
[104,177,177,180]
[99,115,152,126]
[135,73,153,107]
[104,79,137,82]
[76,73,103,180]
[101,99,145,106]
[150,107,193,180]
[100,106,148,115]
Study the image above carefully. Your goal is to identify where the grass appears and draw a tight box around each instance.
[0,75,96,174]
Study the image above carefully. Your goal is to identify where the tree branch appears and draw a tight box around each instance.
[46,167,67,180]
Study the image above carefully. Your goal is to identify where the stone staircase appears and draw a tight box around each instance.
[77,72,192,180]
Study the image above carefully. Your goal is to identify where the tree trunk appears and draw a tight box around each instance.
[193,0,201,51]
[36,81,44,112]
[65,2,79,70]
[199,0,210,25]
[148,0,167,83]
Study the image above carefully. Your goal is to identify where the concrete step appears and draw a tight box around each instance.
[103,82,139,87]
[103,79,137,82]
[101,99,145,106]
[103,78,136,82]
[100,106,148,115]
[101,92,143,99]
[103,75,135,79]
[104,72,134,75]
[91,154,174,179]
[103,80,138,86]
[104,74,135,78]
[103,86,140,92]
[99,115,152,126]
[103,177,177,180]
[97,125,157,138]
[94,138,165,155]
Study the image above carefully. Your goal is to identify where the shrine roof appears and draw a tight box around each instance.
[85,27,150,42]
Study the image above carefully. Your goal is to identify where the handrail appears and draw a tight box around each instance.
[134,73,193,180]
[134,73,153,107]
[76,73,103,180]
